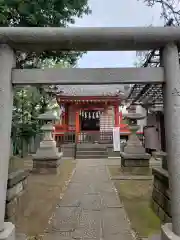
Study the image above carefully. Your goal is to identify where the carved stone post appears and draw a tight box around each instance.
[120,112,150,168]
[32,111,63,174]
[161,43,180,238]
[0,45,15,239]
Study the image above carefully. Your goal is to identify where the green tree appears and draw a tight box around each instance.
[135,1,177,69]
[1,0,91,156]
[0,0,91,67]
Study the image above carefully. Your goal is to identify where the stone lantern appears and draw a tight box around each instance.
[120,112,150,168]
[32,111,63,174]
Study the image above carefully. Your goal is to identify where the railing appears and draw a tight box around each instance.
[54,130,114,145]
[55,131,75,146]
[78,131,113,144]
[54,130,144,146]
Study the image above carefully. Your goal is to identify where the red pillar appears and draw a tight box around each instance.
[114,105,119,127]
[64,104,69,130]
[119,111,123,123]
[61,105,65,127]
[75,108,80,142]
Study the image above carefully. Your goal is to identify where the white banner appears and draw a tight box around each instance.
[113,127,120,152]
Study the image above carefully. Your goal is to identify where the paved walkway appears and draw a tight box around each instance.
[45,159,134,240]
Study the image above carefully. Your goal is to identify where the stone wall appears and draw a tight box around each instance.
[5,169,29,221]
[151,167,171,223]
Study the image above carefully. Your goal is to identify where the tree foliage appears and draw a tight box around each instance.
[0,0,91,155]
[140,0,180,25]
[135,0,179,68]
[0,0,91,68]
[0,0,90,27]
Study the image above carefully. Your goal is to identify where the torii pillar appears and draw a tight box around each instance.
[161,43,180,239]
[0,45,15,240]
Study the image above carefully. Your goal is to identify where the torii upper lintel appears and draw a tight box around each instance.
[0,26,180,51]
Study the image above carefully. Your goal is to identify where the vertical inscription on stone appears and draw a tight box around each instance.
[172,88,180,96]
[0,88,3,108]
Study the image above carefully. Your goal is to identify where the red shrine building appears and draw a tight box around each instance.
[54,85,131,145]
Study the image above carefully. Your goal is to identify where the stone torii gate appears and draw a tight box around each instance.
[0,27,180,240]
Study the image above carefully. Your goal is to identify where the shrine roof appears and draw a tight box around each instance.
[127,83,163,107]
[126,48,163,108]
[56,95,122,104]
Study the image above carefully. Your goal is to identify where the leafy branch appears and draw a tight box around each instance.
[141,0,180,25]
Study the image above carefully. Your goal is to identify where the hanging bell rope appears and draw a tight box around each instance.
[92,112,95,119]
[88,112,91,119]
[96,111,99,119]
[80,110,103,120]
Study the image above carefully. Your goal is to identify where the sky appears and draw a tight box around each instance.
[73,0,163,68]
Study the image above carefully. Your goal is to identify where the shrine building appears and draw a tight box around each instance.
[53,85,140,146]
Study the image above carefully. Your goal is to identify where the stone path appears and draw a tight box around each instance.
[44,159,134,240]
[111,175,153,180]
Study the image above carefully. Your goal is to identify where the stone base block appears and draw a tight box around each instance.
[121,152,150,167]
[0,222,15,240]
[161,223,180,240]
[151,167,171,223]
[32,159,61,174]
[121,158,150,167]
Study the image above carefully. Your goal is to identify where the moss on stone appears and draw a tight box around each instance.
[113,179,161,238]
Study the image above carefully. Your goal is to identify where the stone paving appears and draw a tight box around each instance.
[44,159,134,240]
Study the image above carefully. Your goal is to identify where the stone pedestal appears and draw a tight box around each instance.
[121,153,150,167]
[121,127,150,169]
[120,112,151,169]
[32,138,63,174]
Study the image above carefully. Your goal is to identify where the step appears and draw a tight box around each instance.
[76,153,107,157]
[77,143,110,148]
[77,148,106,151]
[76,155,107,159]
[76,151,107,156]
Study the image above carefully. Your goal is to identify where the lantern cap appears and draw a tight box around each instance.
[37,111,59,121]
[41,124,54,131]
[123,113,146,120]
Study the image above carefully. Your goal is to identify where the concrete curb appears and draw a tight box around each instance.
[111,175,153,180]
[105,164,138,240]
[44,163,77,234]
